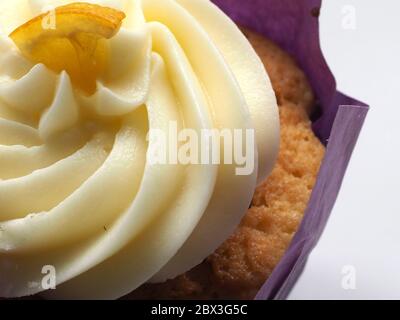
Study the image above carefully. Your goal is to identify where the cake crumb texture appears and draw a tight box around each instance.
[126,28,325,300]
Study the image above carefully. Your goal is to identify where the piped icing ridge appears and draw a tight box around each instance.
[0,0,279,299]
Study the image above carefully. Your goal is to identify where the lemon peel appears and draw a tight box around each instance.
[9,2,126,94]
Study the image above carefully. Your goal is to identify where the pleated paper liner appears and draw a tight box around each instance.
[212,0,369,299]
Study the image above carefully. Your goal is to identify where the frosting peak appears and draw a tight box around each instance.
[1,6,151,139]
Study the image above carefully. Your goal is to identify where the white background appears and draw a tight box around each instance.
[288,0,400,300]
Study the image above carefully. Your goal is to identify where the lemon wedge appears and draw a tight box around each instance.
[9,2,126,94]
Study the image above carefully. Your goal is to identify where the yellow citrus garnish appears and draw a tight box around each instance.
[9,2,126,94]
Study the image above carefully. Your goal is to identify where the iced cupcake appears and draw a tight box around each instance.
[0,0,323,300]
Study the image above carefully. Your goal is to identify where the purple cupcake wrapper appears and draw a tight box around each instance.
[212,0,369,300]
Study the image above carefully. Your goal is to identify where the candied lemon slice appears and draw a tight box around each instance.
[9,2,126,94]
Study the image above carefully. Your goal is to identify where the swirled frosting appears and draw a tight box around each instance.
[0,0,279,299]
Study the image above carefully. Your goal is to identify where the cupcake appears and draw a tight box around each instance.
[0,0,323,299]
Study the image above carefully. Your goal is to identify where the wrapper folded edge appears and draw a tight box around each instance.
[212,0,369,299]
[255,104,368,300]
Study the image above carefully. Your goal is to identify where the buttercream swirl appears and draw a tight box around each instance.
[0,0,279,299]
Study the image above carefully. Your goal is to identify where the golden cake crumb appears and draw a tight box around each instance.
[126,28,325,300]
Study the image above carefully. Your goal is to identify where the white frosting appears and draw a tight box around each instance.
[0,0,279,299]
